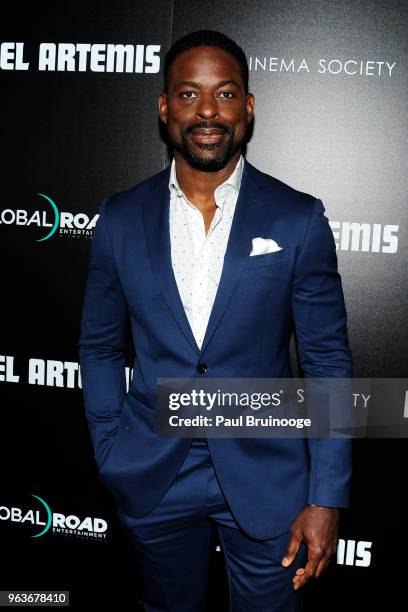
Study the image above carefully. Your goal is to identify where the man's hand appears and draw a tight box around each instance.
[281,504,339,590]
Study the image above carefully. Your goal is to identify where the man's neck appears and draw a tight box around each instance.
[173,150,241,208]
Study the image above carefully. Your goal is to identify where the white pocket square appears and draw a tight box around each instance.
[250,237,283,256]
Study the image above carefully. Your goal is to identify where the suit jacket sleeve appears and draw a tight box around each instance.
[291,197,353,508]
[78,196,130,470]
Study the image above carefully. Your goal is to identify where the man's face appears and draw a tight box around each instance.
[159,46,255,171]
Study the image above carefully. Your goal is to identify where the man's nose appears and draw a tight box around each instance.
[195,93,219,119]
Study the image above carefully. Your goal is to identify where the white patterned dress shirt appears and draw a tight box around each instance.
[168,154,244,350]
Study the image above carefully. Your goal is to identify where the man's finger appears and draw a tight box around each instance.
[314,552,333,578]
[293,552,322,590]
[281,536,302,566]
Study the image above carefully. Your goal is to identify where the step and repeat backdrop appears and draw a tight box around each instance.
[1,1,406,609]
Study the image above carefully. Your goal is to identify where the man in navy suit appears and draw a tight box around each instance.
[79,29,353,611]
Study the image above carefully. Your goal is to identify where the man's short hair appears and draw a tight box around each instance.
[163,29,249,94]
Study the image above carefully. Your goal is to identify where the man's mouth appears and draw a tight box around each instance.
[189,128,226,143]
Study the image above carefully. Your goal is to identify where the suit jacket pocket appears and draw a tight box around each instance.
[242,248,290,270]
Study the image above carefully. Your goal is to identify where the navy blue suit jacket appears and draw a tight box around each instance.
[78,157,353,540]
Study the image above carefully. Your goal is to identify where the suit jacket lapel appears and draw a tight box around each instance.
[143,166,201,355]
[142,157,267,358]
[198,159,266,355]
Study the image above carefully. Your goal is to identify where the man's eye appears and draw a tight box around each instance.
[179,91,234,99]
[180,91,197,98]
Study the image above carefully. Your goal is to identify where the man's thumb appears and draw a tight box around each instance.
[281,538,300,566]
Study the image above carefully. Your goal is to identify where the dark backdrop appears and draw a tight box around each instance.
[1,1,406,608]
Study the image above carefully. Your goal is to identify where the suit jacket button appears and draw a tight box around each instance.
[196,363,207,374]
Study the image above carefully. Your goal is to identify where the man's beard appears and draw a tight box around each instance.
[169,122,243,171]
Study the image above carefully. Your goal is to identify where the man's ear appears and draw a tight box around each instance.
[158,93,167,124]
[246,92,255,124]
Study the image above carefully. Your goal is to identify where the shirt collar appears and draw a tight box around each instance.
[168,154,244,212]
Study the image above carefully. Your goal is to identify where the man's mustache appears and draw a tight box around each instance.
[185,122,231,134]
